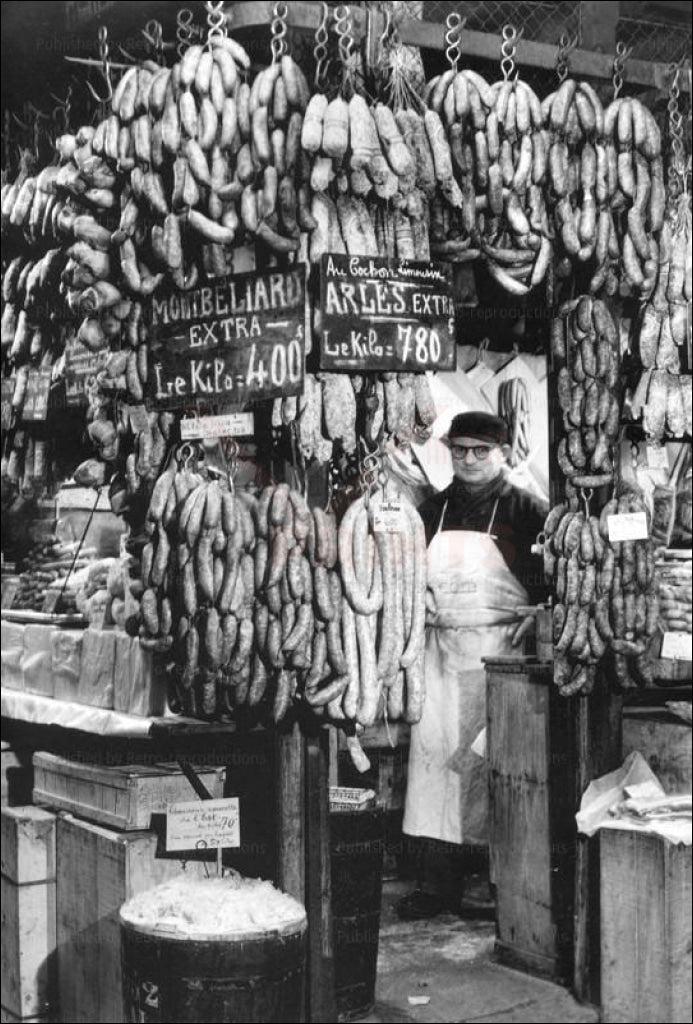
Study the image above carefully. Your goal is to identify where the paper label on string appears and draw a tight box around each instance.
[660,632,692,662]
[125,403,150,433]
[371,501,405,534]
[180,412,255,440]
[607,512,649,542]
[466,363,495,389]
[646,444,669,471]
[166,797,240,852]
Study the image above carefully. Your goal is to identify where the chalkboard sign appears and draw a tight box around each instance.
[319,254,456,372]
[22,369,52,422]
[147,267,306,409]
[64,333,107,406]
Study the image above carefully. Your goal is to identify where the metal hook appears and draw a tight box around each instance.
[205,1,227,42]
[612,40,633,99]
[555,31,579,83]
[500,24,524,81]
[142,19,165,61]
[270,0,289,62]
[445,12,466,73]
[177,8,195,59]
[81,25,114,106]
[314,1,331,90]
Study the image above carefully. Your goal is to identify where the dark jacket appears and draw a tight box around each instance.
[417,474,547,604]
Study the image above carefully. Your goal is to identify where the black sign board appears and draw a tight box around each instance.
[318,254,456,372]
[22,369,52,422]
[65,334,107,406]
[147,267,306,409]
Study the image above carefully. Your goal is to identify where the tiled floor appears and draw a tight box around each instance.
[354,883,599,1024]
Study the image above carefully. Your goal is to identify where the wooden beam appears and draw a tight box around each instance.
[305,728,337,1023]
[225,1,689,92]
[275,718,306,904]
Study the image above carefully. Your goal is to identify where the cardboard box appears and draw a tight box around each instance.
[50,631,83,704]
[1,622,25,691]
[76,629,115,708]
[112,633,168,717]
[22,627,54,699]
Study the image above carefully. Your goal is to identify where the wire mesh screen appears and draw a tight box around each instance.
[617,16,692,66]
[410,1,582,47]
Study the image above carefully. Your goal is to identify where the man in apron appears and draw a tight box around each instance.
[399,411,547,920]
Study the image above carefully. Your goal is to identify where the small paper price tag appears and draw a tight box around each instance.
[371,501,405,534]
[180,412,255,440]
[166,797,240,852]
[126,403,150,433]
[607,511,649,542]
[660,631,692,662]
[646,443,669,471]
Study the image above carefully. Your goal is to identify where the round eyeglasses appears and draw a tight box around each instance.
[449,443,495,461]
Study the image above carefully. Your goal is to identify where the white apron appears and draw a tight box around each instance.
[403,499,529,846]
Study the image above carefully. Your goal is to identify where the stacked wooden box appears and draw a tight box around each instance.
[32,755,225,1024]
[600,828,692,1024]
[1,807,57,1024]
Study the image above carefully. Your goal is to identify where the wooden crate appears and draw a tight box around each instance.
[486,658,577,981]
[1,744,34,808]
[56,813,209,1024]
[1,1006,52,1022]
[33,754,225,830]
[1,807,56,886]
[600,829,692,1024]
[622,708,692,795]
[1,808,57,1022]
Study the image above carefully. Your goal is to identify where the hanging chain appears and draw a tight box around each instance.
[334,4,356,84]
[205,0,226,41]
[313,1,331,90]
[500,24,522,82]
[555,31,578,84]
[667,61,688,201]
[270,1,289,63]
[612,40,632,100]
[176,8,195,58]
[444,12,463,73]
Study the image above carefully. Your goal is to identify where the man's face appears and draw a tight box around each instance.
[449,435,508,486]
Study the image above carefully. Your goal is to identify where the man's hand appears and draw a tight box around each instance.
[511,613,536,647]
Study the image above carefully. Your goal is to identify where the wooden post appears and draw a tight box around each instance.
[305,727,337,1023]
[275,718,306,904]
[573,683,623,1005]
